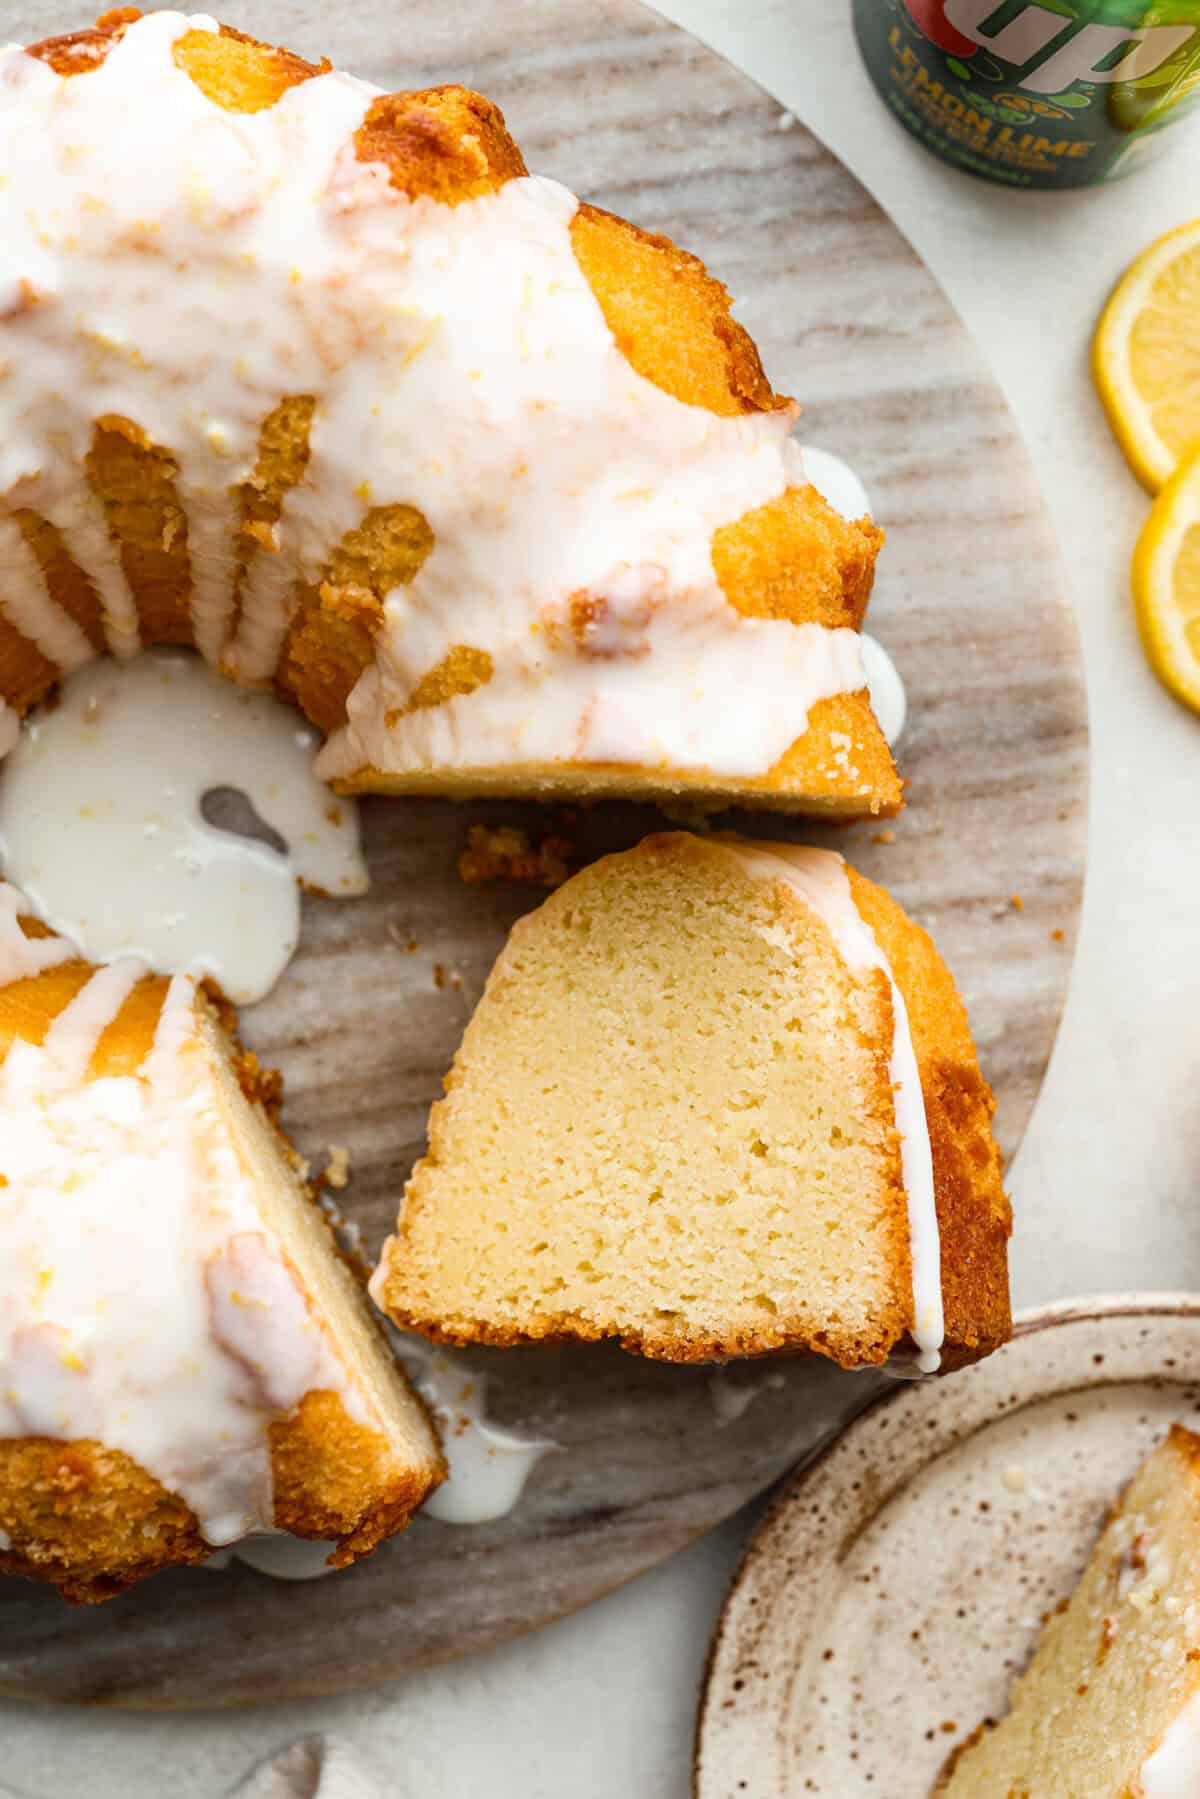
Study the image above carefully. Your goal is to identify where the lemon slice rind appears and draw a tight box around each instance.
[1132,445,1200,716]
[1094,219,1200,495]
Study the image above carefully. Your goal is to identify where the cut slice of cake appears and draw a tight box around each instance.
[0,893,444,1602]
[939,1425,1200,1796]
[370,833,1010,1371]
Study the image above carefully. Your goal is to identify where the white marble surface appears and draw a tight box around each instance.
[2,1,1196,1792]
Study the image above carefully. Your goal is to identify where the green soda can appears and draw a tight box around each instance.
[852,0,1200,187]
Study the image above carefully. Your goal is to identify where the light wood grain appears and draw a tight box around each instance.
[0,0,1087,1706]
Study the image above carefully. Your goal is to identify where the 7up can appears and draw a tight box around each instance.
[853,0,1200,185]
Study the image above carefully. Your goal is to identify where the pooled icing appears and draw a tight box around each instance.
[391,1334,554,1524]
[0,11,865,784]
[0,653,367,1003]
[0,966,372,1545]
[716,840,944,1372]
[1141,1688,1200,1796]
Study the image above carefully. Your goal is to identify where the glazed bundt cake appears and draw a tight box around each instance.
[371,834,1011,1372]
[939,1427,1200,1796]
[0,889,444,1603]
[0,8,898,817]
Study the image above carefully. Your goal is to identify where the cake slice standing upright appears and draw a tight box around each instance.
[372,834,1010,1371]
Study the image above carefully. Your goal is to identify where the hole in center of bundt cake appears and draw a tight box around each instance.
[200,787,289,857]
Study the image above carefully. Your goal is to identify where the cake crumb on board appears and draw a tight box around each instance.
[458,821,575,889]
[324,1144,351,1191]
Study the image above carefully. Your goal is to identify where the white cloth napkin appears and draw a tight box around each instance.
[0,1734,380,1799]
[229,1738,382,1799]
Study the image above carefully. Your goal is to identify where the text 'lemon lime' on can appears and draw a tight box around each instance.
[852,0,1200,187]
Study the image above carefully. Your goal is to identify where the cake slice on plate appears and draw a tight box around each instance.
[371,832,1010,1372]
[939,1425,1200,1796]
[0,895,444,1602]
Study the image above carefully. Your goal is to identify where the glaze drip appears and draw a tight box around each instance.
[0,653,367,1003]
[793,444,907,748]
[0,969,372,1545]
[0,12,866,785]
[715,840,944,1372]
[0,881,74,983]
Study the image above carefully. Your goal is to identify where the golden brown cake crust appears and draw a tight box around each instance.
[712,485,884,631]
[339,690,903,819]
[354,86,528,204]
[269,1389,438,1566]
[0,920,444,1603]
[846,867,1012,1368]
[14,509,107,651]
[25,6,142,76]
[0,1437,209,1604]
[569,202,787,418]
[0,1390,437,1604]
[3,12,893,821]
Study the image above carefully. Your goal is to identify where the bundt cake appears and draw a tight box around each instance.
[0,8,898,817]
[939,1427,1200,1796]
[0,888,444,1603]
[371,833,1011,1372]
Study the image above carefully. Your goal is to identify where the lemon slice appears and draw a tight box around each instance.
[1132,444,1200,714]
[1094,219,1200,493]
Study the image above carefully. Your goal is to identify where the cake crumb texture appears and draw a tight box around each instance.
[375,834,1009,1370]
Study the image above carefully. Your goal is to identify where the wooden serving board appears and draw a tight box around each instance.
[0,0,1087,1707]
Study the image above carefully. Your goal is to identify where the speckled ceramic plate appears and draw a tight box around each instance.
[696,1296,1200,1799]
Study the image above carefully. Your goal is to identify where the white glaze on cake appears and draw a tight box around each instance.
[202,1334,551,1569]
[224,1534,340,1580]
[792,444,906,749]
[40,954,146,1084]
[0,513,94,674]
[860,633,907,748]
[0,12,867,787]
[0,881,74,983]
[715,839,944,1372]
[1141,1688,1200,1798]
[0,968,373,1546]
[214,1329,555,1552]
[0,653,367,1003]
